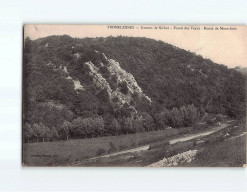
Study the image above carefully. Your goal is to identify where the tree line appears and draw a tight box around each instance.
[23,104,200,143]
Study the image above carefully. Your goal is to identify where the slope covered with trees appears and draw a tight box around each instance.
[23,35,246,142]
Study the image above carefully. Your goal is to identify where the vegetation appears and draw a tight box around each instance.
[22,126,194,166]
[184,136,246,167]
[23,35,246,143]
[76,122,246,167]
[23,104,200,142]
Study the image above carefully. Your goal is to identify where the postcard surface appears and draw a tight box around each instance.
[23,25,246,167]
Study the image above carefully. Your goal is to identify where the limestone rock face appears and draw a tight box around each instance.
[83,52,151,107]
[85,61,112,94]
[47,49,151,115]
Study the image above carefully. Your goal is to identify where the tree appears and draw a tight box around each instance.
[199,104,206,115]
[50,126,59,140]
[38,122,49,142]
[187,104,199,125]
[143,113,154,132]
[71,116,105,138]
[105,117,120,135]
[46,127,53,141]
[24,123,33,143]
[71,117,88,138]
[111,118,121,135]
[216,114,224,122]
[179,106,189,126]
[94,116,105,137]
[132,118,144,133]
[97,88,110,102]
[170,107,183,127]
[121,117,133,134]
[84,117,95,138]
[155,108,171,129]
[32,123,42,142]
[61,121,71,140]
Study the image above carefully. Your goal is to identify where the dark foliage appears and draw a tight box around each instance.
[23,35,246,142]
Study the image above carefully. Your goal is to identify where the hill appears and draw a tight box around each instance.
[234,66,247,76]
[23,35,246,142]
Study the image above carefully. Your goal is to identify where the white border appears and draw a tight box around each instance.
[0,0,247,192]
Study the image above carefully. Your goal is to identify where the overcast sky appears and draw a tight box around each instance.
[24,24,247,68]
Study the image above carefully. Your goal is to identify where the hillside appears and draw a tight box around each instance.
[23,35,246,142]
[234,66,247,76]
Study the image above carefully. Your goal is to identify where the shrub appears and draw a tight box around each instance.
[216,114,224,122]
[138,139,149,146]
[214,136,225,143]
[204,140,210,145]
[108,142,117,153]
[168,150,178,157]
[119,144,128,150]
[150,141,170,149]
[131,142,136,147]
[96,148,106,156]
[193,123,208,131]
[178,130,186,135]
[206,119,215,126]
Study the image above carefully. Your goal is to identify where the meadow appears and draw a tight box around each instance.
[23,126,193,166]
[76,122,246,167]
[184,135,246,167]
[23,121,245,167]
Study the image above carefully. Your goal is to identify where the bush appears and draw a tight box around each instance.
[138,139,149,146]
[193,123,208,131]
[178,130,186,135]
[168,150,178,157]
[131,142,136,147]
[150,141,170,149]
[206,119,215,126]
[119,144,128,150]
[204,140,210,145]
[108,142,117,153]
[216,114,224,122]
[96,148,106,156]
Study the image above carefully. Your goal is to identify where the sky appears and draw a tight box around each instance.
[24,24,247,68]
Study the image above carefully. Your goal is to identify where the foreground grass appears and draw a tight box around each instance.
[78,123,245,167]
[23,123,244,167]
[23,127,192,166]
[183,135,246,167]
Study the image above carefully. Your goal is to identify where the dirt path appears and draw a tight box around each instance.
[68,145,150,166]
[227,131,246,141]
[90,145,150,159]
[169,123,229,144]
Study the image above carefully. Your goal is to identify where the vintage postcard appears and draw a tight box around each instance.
[22,25,246,167]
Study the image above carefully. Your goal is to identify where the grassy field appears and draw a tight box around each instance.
[23,121,246,167]
[77,123,246,167]
[23,126,193,166]
[182,135,246,167]
[174,123,246,167]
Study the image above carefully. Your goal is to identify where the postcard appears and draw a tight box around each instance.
[22,25,246,167]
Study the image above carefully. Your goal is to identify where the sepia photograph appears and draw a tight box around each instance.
[22,24,246,167]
